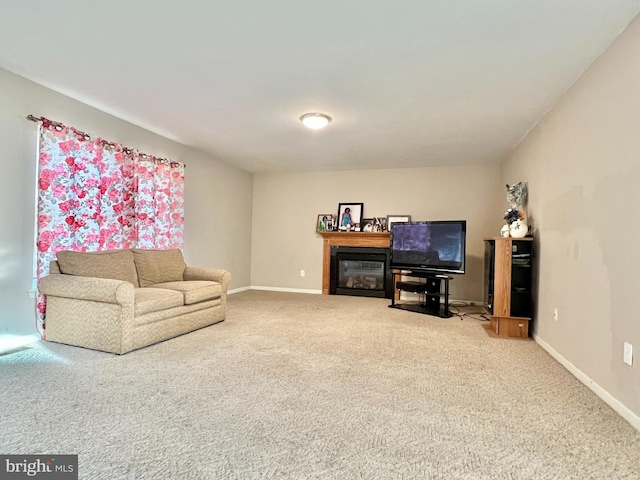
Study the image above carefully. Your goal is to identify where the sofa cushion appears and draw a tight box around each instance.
[56,250,139,286]
[152,281,222,305]
[134,288,184,316]
[133,298,222,327]
[132,249,186,287]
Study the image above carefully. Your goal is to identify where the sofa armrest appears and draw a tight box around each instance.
[39,274,135,305]
[183,267,231,288]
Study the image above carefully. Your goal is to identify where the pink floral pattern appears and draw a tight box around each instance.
[35,119,185,335]
[129,152,185,249]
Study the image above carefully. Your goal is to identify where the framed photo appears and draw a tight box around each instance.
[337,203,364,231]
[372,217,387,232]
[386,215,411,233]
[361,218,375,232]
[316,214,335,232]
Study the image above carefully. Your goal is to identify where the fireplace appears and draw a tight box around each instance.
[330,246,393,298]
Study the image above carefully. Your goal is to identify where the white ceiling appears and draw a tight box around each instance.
[2,1,639,173]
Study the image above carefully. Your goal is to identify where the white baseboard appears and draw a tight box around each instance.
[249,286,323,295]
[0,333,40,355]
[227,286,251,295]
[534,334,640,432]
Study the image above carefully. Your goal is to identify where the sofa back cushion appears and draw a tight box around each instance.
[132,248,186,287]
[56,250,139,286]
[48,260,61,274]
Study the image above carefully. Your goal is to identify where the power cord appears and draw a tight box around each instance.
[462,312,491,321]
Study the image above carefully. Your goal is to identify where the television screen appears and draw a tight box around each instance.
[390,221,466,274]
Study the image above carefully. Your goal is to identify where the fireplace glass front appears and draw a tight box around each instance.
[330,246,393,298]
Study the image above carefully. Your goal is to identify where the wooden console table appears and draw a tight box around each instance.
[319,232,390,294]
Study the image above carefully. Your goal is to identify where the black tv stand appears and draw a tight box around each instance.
[389,270,453,318]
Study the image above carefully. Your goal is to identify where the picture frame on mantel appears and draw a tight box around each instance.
[386,214,411,233]
[337,202,364,231]
[361,218,375,232]
[373,217,387,232]
[316,214,335,232]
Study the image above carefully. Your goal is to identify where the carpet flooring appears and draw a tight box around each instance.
[1,290,639,479]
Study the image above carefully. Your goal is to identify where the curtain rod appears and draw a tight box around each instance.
[26,114,185,167]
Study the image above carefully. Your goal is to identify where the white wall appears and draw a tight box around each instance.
[251,165,503,302]
[0,68,253,335]
[503,15,640,420]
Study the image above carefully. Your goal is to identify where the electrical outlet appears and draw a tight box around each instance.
[300,270,305,277]
[553,308,558,321]
[623,342,633,366]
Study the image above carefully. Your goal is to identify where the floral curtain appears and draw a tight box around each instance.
[132,152,185,249]
[35,118,185,335]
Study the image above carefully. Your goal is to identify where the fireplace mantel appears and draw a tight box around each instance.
[319,232,390,294]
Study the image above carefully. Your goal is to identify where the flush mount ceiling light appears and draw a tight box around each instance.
[300,113,331,130]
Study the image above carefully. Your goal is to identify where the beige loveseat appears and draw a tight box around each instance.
[38,249,230,354]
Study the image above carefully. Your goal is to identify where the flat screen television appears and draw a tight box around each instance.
[390,220,466,274]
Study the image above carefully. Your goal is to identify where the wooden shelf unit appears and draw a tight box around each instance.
[484,237,533,339]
